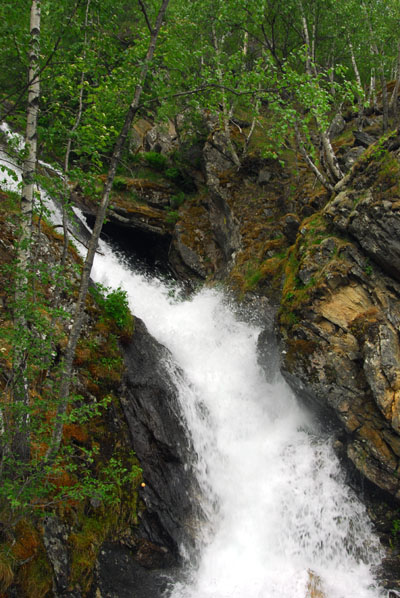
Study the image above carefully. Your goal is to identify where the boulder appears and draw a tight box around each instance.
[328,114,346,139]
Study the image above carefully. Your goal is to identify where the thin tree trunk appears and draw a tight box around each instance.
[380,71,389,131]
[298,0,317,77]
[390,41,400,118]
[12,0,41,463]
[368,68,377,108]
[45,0,170,463]
[361,0,387,127]
[41,0,92,382]
[348,38,364,130]
[321,130,344,181]
[61,0,91,266]
[211,27,241,168]
[294,123,334,192]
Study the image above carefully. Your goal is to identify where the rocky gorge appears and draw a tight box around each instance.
[77,114,400,591]
[2,108,400,596]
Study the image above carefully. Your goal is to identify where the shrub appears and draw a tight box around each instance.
[143,151,167,171]
[165,167,180,181]
[112,176,128,192]
[170,192,185,209]
[90,284,132,331]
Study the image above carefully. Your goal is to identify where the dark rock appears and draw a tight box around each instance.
[257,167,272,185]
[342,146,365,170]
[120,318,200,556]
[325,189,400,283]
[353,130,377,148]
[144,121,178,155]
[90,543,172,598]
[328,114,346,138]
[278,199,400,501]
[202,132,241,276]
[169,224,207,279]
[42,516,77,597]
[282,213,300,244]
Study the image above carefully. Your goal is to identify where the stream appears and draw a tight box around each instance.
[91,242,385,598]
[0,127,386,597]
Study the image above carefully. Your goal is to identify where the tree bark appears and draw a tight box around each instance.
[390,41,400,118]
[294,123,334,192]
[45,0,170,463]
[348,38,364,130]
[211,27,241,168]
[12,0,41,463]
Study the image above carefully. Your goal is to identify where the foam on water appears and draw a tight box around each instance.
[91,243,384,598]
[0,129,385,598]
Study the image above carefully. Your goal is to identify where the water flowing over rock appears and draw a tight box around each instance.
[120,317,199,555]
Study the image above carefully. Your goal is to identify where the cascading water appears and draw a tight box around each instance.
[90,243,385,598]
[0,130,385,597]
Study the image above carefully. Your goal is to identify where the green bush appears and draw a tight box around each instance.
[165,210,180,224]
[143,151,167,171]
[170,192,185,209]
[112,176,128,192]
[165,167,180,181]
[90,284,132,330]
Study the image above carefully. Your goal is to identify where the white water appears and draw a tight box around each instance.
[90,243,384,598]
[0,126,385,598]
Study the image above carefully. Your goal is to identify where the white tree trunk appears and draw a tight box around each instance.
[294,123,334,192]
[212,27,241,168]
[348,39,364,129]
[390,41,400,117]
[12,0,41,462]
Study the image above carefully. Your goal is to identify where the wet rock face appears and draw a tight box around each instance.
[326,188,400,282]
[120,318,199,555]
[89,544,172,598]
[277,211,400,500]
[275,135,400,503]
[202,131,241,275]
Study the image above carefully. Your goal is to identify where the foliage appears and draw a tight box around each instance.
[143,151,168,171]
[170,191,185,209]
[89,284,133,331]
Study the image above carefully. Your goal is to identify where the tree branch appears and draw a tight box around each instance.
[137,0,153,34]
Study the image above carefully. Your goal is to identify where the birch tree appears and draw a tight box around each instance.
[46,0,171,462]
[11,0,41,463]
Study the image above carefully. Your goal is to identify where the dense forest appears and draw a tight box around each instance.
[2,0,400,596]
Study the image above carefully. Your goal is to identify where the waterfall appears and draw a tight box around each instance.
[91,243,384,598]
[0,128,385,597]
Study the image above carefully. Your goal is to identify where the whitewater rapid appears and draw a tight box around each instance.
[0,130,384,597]
[91,243,384,598]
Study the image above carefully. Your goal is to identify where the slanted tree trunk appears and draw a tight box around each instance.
[297,0,342,183]
[390,41,400,119]
[211,27,241,168]
[12,0,41,463]
[294,123,334,193]
[348,38,364,130]
[45,0,170,463]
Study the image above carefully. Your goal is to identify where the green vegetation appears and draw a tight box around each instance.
[143,151,168,171]
[1,0,400,591]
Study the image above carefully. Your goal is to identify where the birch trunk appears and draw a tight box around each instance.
[368,69,377,108]
[12,0,41,463]
[348,39,364,130]
[294,124,334,192]
[212,27,241,168]
[390,41,400,118]
[45,0,170,463]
